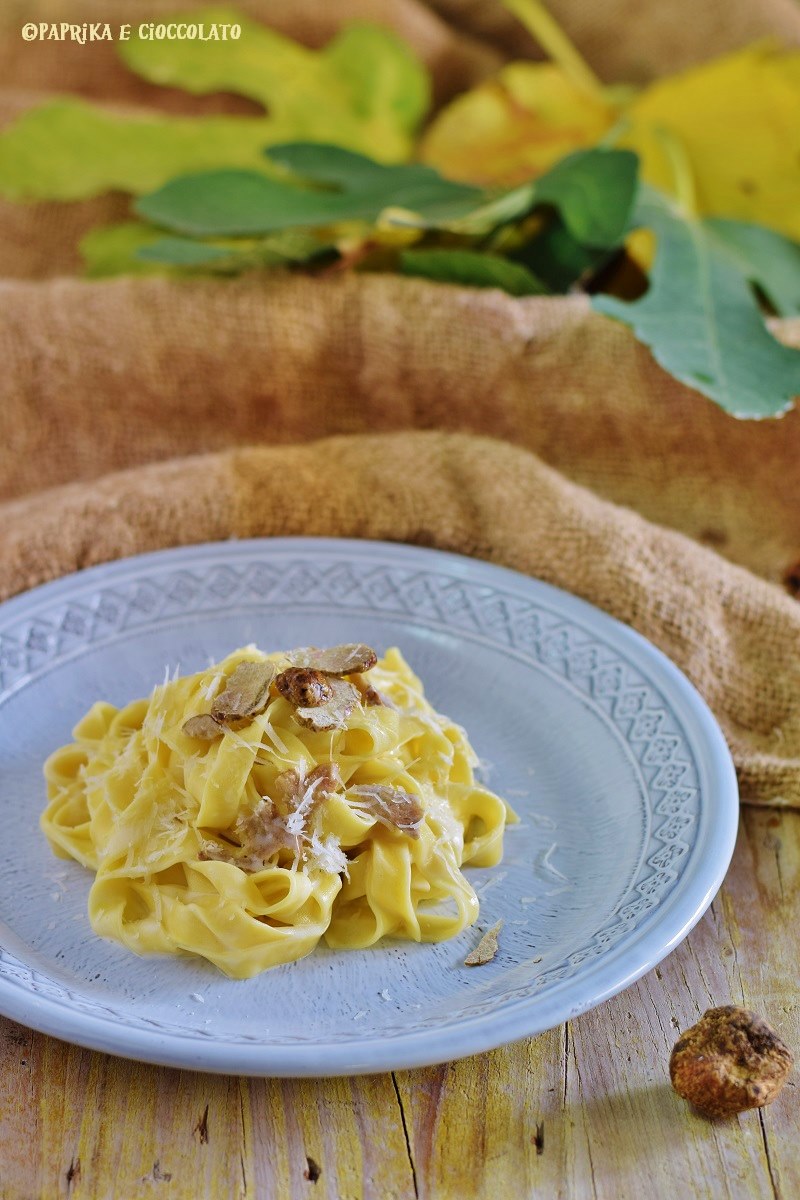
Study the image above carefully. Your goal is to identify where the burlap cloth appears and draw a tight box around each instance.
[1,1,799,807]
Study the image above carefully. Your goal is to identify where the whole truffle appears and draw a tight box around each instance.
[670,1006,793,1118]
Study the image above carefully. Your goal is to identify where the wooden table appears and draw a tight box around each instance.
[1,805,796,1199]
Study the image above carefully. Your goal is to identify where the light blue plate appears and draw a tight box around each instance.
[0,539,738,1076]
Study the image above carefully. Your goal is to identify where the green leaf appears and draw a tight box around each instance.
[80,220,327,276]
[377,148,638,244]
[266,142,455,195]
[137,170,319,236]
[118,5,314,110]
[511,215,614,292]
[594,188,800,418]
[0,11,430,201]
[0,100,276,201]
[136,151,482,236]
[137,145,639,244]
[266,143,481,220]
[138,230,330,269]
[704,218,800,317]
[502,150,638,291]
[80,221,184,277]
[81,220,246,276]
[440,183,537,236]
[533,148,639,247]
[380,182,536,236]
[317,24,429,140]
[400,249,546,296]
[121,10,427,158]
[266,142,390,189]
[136,237,245,268]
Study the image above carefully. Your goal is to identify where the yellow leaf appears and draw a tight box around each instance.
[420,63,615,185]
[422,36,800,245]
[622,43,800,239]
[624,228,656,272]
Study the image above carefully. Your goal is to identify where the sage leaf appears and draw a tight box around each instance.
[594,188,800,418]
[704,218,800,317]
[400,249,546,295]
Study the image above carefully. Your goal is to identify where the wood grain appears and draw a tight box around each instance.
[1,812,797,1199]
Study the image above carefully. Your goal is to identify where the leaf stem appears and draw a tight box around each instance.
[653,126,698,217]
[502,0,606,101]
[597,112,632,148]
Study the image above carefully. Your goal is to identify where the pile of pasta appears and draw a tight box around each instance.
[42,644,510,978]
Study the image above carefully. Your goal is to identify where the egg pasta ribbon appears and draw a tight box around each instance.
[42,645,511,978]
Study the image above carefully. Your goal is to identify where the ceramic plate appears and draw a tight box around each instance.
[0,539,738,1076]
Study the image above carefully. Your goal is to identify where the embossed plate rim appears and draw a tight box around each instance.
[0,538,739,1075]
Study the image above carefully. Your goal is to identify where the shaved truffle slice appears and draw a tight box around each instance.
[295,678,359,731]
[349,784,424,838]
[272,766,306,813]
[465,920,503,966]
[306,762,343,796]
[275,667,334,708]
[201,763,345,873]
[280,764,350,874]
[238,798,301,862]
[351,673,391,707]
[274,762,343,836]
[199,799,299,873]
[211,661,275,726]
[287,644,378,676]
[182,714,223,741]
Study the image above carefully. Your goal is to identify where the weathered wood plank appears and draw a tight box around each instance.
[0,1019,43,1196]
[0,1038,417,1199]
[0,815,797,1200]
[243,1075,415,1200]
[395,1029,565,1199]
[395,815,799,1199]
[728,807,800,1200]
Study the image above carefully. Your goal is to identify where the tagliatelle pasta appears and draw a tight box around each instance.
[41,644,512,978]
